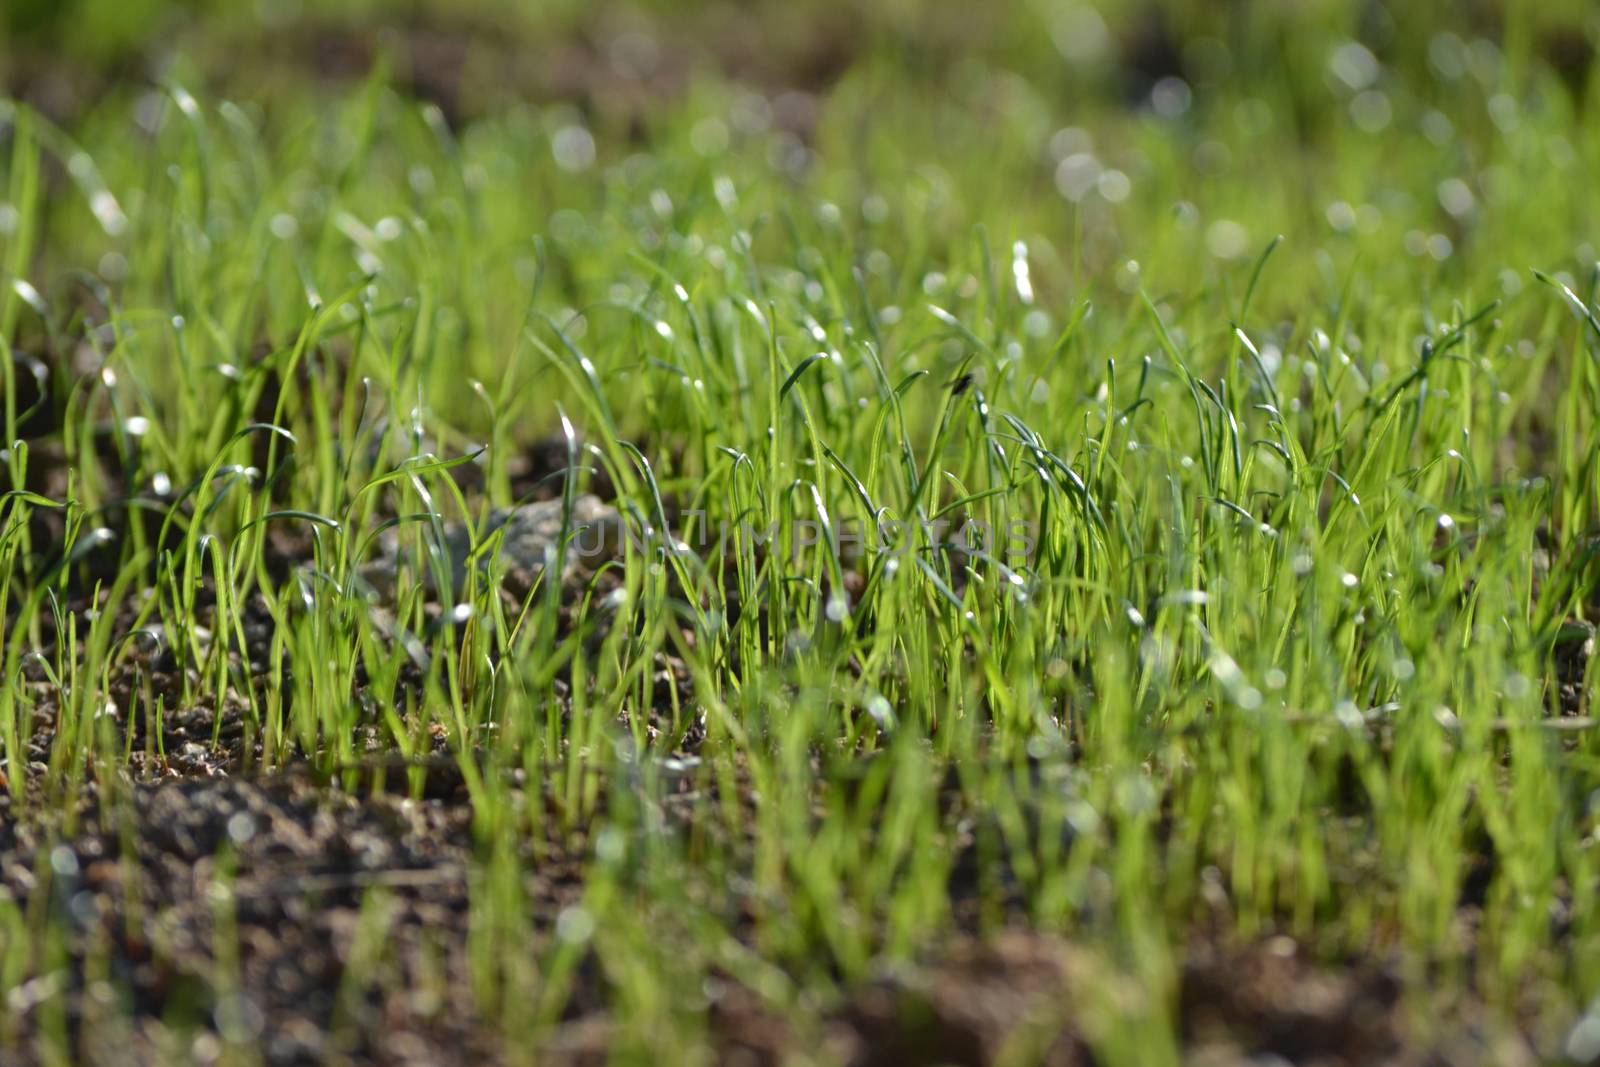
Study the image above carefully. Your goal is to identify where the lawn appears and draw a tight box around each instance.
[3,2,1600,1064]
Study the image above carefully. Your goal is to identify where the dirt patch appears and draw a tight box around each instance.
[838,931,1090,1067]
[1,775,584,1065]
[1181,935,1402,1065]
[1553,620,1595,717]
[2,4,866,130]
[0,767,1539,1066]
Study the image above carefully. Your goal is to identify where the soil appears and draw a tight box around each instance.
[2,767,1517,1067]
[1,4,864,132]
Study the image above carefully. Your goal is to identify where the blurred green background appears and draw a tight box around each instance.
[4,0,1598,464]
[4,0,1596,128]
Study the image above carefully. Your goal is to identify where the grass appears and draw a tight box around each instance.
[3,2,1600,1063]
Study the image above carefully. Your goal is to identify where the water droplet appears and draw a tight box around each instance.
[1054,153,1101,203]
[866,695,896,732]
[556,906,595,944]
[50,846,79,878]
[552,125,596,172]
[1097,169,1131,202]
[1206,219,1249,259]
[1150,76,1192,118]
[90,190,127,236]
[1329,41,1380,90]
[227,812,256,844]
[1437,178,1474,218]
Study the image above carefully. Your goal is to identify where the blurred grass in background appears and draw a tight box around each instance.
[4,0,1597,433]
[5,1,1597,127]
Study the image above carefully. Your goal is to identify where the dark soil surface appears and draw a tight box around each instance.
[0,763,1536,1067]
[3,775,501,1064]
